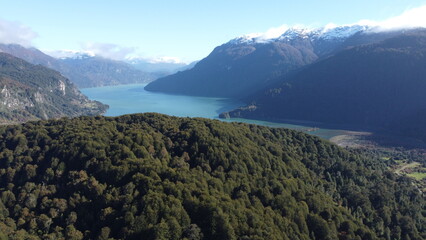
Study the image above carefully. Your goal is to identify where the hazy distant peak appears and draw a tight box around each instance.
[126,56,187,64]
[46,49,96,59]
[150,56,186,64]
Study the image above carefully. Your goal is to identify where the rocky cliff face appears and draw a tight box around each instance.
[0,52,108,124]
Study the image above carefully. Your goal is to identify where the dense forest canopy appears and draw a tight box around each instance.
[0,113,423,240]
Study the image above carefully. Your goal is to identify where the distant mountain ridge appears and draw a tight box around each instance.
[58,56,159,88]
[126,58,188,73]
[0,52,107,123]
[145,24,410,98]
[0,44,158,88]
[49,50,196,75]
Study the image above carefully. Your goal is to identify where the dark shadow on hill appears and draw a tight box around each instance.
[221,114,426,150]
[331,130,426,150]
[363,132,426,149]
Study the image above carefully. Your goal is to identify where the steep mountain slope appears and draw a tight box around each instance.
[0,53,107,123]
[0,44,156,88]
[0,44,60,70]
[222,31,426,141]
[146,39,318,97]
[144,26,410,98]
[0,113,424,239]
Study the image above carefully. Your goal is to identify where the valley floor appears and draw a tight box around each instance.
[329,130,426,193]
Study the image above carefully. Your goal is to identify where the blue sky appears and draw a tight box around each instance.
[1,0,426,63]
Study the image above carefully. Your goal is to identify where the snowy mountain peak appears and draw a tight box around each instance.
[229,33,263,45]
[278,27,316,41]
[45,50,96,60]
[229,24,372,45]
[318,24,370,40]
[278,24,371,42]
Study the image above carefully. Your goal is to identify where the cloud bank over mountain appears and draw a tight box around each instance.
[0,18,38,46]
[362,5,426,31]
[241,5,426,41]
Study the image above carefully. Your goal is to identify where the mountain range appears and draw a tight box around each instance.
[0,44,158,88]
[0,13,425,240]
[0,52,107,123]
[144,25,426,142]
[221,30,426,141]
[144,25,408,98]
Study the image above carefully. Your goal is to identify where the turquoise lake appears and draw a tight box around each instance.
[81,84,349,139]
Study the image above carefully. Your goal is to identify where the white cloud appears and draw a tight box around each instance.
[42,49,96,59]
[333,5,426,32]
[0,18,38,46]
[240,24,292,42]
[148,56,185,64]
[243,5,426,42]
[126,55,187,64]
[322,23,339,31]
[259,24,289,40]
[372,5,426,31]
[80,42,136,60]
[47,44,188,64]
[350,5,426,32]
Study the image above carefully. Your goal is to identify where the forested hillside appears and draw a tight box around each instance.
[0,53,107,124]
[0,113,423,239]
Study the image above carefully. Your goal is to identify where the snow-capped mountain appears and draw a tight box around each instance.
[222,30,426,144]
[146,25,423,98]
[279,25,371,41]
[231,24,372,45]
[316,24,370,40]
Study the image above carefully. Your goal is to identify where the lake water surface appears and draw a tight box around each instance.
[82,84,349,139]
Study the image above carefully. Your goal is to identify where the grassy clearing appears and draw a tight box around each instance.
[393,162,421,174]
[407,172,426,181]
